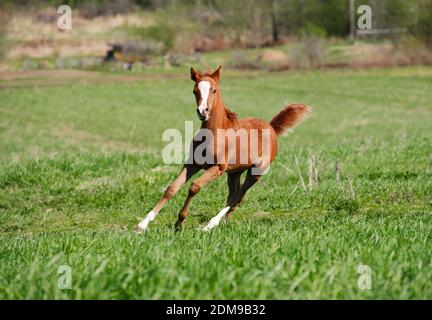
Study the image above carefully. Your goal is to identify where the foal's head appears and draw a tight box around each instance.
[190,65,222,122]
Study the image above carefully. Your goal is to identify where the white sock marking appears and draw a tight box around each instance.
[137,210,157,232]
[202,206,230,231]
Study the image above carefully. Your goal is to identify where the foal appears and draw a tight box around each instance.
[137,66,310,232]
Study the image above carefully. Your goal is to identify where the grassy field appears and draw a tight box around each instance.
[0,67,431,299]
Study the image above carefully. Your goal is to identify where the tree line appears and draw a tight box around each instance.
[3,0,432,44]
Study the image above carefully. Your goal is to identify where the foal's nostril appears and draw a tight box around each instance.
[205,107,209,112]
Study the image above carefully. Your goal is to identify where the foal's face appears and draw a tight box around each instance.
[190,66,221,122]
[193,78,217,122]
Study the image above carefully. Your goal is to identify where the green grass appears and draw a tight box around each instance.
[0,67,431,299]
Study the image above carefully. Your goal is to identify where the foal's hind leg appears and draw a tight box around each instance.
[202,168,261,231]
[137,164,199,233]
[226,169,261,220]
[199,171,242,232]
[227,171,243,205]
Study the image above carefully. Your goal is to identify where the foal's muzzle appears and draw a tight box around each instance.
[197,107,209,121]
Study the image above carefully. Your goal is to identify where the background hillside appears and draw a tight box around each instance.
[1,0,432,72]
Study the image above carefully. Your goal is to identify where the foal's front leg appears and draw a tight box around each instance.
[137,164,199,233]
[175,165,225,229]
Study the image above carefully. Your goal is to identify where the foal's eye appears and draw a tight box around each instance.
[212,89,217,94]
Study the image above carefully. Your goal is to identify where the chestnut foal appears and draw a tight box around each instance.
[137,66,310,232]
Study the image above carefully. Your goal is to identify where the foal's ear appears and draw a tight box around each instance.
[190,67,200,82]
[211,65,222,82]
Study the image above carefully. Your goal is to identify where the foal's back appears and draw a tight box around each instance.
[223,117,278,173]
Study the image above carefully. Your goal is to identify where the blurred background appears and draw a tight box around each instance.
[1,0,432,73]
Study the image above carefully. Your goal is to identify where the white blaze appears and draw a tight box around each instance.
[197,81,211,115]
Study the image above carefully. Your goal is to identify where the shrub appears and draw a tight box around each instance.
[230,51,260,70]
[105,40,163,64]
[80,0,134,19]
[256,49,290,71]
[394,36,432,66]
[302,36,326,68]
[299,22,327,38]
[124,24,175,53]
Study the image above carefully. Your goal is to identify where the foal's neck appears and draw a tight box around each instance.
[201,91,232,131]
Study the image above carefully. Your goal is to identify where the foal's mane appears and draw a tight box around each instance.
[225,107,238,121]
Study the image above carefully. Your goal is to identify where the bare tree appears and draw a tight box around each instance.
[271,0,279,42]
[349,0,355,40]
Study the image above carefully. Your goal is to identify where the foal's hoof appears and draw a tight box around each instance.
[201,223,215,232]
[135,223,148,234]
[201,226,211,232]
[201,217,219,232]
[174,219,186,232]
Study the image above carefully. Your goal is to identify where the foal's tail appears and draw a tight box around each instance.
[270,104,311,136]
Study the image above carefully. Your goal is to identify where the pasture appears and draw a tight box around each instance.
[0,67,431,299]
